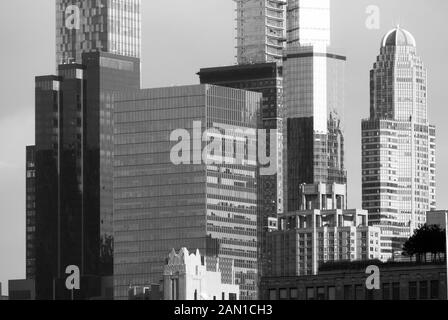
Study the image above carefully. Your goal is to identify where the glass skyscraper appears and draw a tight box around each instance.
[113,85,262,300]
[283,0,346,211]
[362,27,436,261]
[29,0,142,300]
[56,0,141,64]
[33,52,140,300]
[25,146,37,280]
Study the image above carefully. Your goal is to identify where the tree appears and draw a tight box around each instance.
[402,224,446,263]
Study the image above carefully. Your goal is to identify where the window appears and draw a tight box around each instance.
[269,289,277,301]
[279,288,288,300]
[306,287,315,300]
[328,287,336,300]
[366,289,374,300]
[408,282,417,300]
[317,287,325,300]
[355,285,364,300]
[392,282,400,300]
[344,285,353,300]
[419,281,428,300]
[290,288,299,300]
[229,293,237,301]
[383,283,390,300]
[430,280,439,299]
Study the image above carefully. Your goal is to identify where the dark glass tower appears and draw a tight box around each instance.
[30,0,142,300]
[34,52,140,300]
[25,146,37,280]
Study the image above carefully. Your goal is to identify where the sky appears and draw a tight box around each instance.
[1,0,447,295]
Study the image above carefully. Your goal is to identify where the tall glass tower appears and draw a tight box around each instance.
[362,27,436,261]
[284,0,347,211]
[235,0,287,64]
[56,0,141,64]
[29,0,141,299]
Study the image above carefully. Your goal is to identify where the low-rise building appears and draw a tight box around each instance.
[164,248,240,301]
[8,279,36,300]
[266,183,381,276]
[261,261,447,300]
[128,284,163,300]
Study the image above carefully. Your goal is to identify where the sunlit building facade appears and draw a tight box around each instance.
[113,85,262,300]
[286,0,330,49]
[283,0,346,211]
[198,63,284,289]
[362,27,436,261]
[56,0,141,64]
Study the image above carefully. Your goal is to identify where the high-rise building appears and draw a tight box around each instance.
[33,52,140,300]
[284,47,347,211]
[56,0,141,64]
[362,27,436,261]
[198,63,284,288]
[286,0,331,49]
[25,146,36,280]
[283,0,347,210]
[235,0,287,64]
[113,85,262,300]
[29,0,141,299]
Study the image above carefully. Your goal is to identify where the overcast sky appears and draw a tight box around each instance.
[1,0,447,294]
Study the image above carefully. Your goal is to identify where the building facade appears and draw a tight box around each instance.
[113,85,261,300]
[56,0,141,64]
[25,146,37,280]
[284,47,347,211]
[286,0,330,49]
[163,248,239,301]
[283,0,346,212]
[267,208,381,277]
[261,261,447,300]
[235,0,287,64]
[362,27,436,261]
[33,52,140,300]
[198,63,284,288]
[29,0,142,300]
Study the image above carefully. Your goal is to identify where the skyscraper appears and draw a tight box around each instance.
[235,0,287,64]
[286,0,330,49]
[25,146,36,280]
[283,0,346,211]
[56,0,141,64]
[197,63,284,293]
[113,85,261,300]
[362,27,436,261]
[30,0,141,299]
[34,52,140,300]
